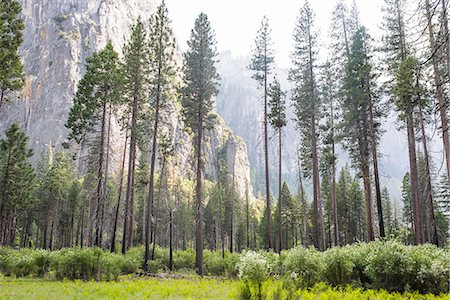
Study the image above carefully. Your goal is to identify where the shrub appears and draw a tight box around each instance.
[173,248,195,271]
[237,251,271,299]
[364,240,410,292]
[121,246,143,274]
[281,246,322,288]
[33,249,52,277]
[53,247,120,281]
[321,246,355,286]
[407,244,450,294]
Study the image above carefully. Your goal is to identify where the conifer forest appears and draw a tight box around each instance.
[1,0,450,299]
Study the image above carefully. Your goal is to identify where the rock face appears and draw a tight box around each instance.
[0,0,254,201]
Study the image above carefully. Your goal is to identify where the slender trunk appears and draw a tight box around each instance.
[277,128,282,252]
[297,147,308,246]
[169,209,173,271]
[330,98,339,246]
[123,101,138,254]
[94,100,107,247]
[151,157,166,260]
[0,90,4,113]
[98,104,112,248]
[195,119,204,276]
[246,182,250,249]
[425,0,450,185]
[111,130,128,252]
[418,107,438,245]
[407,112,423,244]
[263,48,272,250]
[230,156,235,253]
[312,113,326,250]
[442,0,450,81]
[145,15,165,268]
[362,165,374,241]
[368,93,385,238]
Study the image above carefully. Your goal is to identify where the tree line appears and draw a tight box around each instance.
[0,0,450,277]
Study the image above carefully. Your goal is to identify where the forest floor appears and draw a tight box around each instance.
[0,276,449,299]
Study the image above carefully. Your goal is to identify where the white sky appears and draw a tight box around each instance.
[165,0,384,68]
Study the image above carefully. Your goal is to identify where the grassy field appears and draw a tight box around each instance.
[1,276,450,299]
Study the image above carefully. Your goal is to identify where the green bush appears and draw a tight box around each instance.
[364,240,411,292]
[173,248,195,270]
[237,251,271,299]
[53,247,120,281]
[281,246,322,288]
[32,249,52,277]
[121,246,143,274]
[407,244,450,294]
[321,246,355,286]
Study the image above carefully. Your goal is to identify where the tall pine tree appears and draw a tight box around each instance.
[181,13,219,276]
[249,16,275,250]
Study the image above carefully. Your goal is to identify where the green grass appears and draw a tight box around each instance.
[0,276,240,299]
[0,277,448,299]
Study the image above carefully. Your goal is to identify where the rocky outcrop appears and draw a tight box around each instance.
[0,0,254,200]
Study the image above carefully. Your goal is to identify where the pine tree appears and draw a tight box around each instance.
[381,187,393,235]
[320,61,339,246]
[0,124,35,246]
[341,27,379,242]
[267,77,286,252]
[423,0,450,184]
[144,1,178,268]
[249,16,275,250]
[0,0,25,111]
[66,42,124,247]
[181,13,219,276]
[121,19,150,254]
[290,0,325,250]
[436,175,450,219]
[393,56,423,244]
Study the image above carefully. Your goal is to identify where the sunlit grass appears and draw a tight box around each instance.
[0,276,449,299]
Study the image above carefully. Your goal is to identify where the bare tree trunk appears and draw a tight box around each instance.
[230,155,236,253]
[297,146,308,246]
[195,118,204,276]
[94,101,107,247]
[277,128,282,252]
[111,130,129,253]
[97,104,112,248]
[406,112,423,244]
[425,0,450,185]
[368,93,385,238]
[330,99,339,246]
[263,49,272,250]
[418,106,438,245]
[312,113,326,250]
[362,165,374,241]
[246,181,250,249]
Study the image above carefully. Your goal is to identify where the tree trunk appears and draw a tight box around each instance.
[406,112,423,244]
[367,93,385,238]
[97,104,112,248]
[278,128,282,252]
[297,147,308,246]
[330,100,339,246]
[246,182,250,249]
[169,210,173,271]
[362,164,374,241]
[418,106,438,245]
[425,0,450,185]
[111,129,129,253]
[311,113,326,250]
[94,100,107,247]
[195,119,204,276]
[230,156,236,253]
[263,49,272,250]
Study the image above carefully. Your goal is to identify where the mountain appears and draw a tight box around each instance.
[0,0,254,201]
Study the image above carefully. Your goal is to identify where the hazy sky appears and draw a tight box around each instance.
[165,0,384,68]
